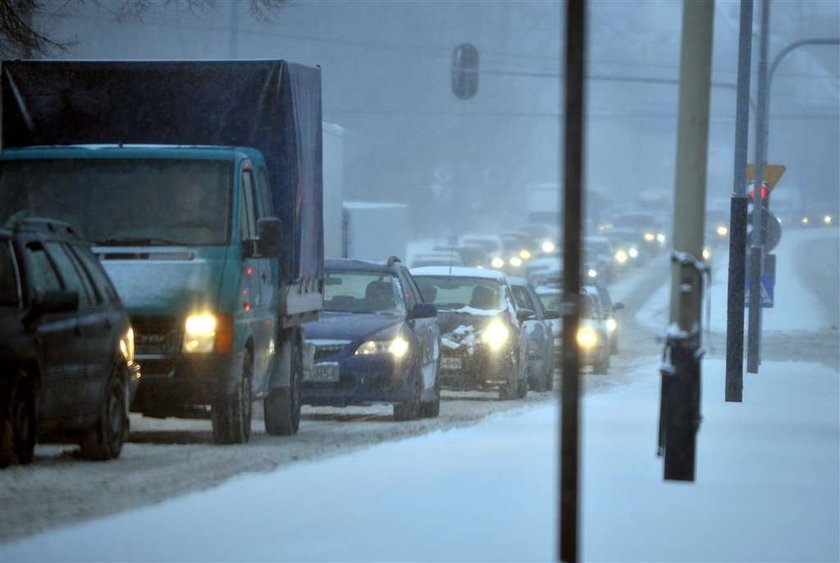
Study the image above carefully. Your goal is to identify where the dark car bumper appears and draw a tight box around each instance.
[301,354,415,407]
[131,352,237,416]
[438,346,515,390]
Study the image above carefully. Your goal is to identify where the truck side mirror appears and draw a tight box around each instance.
[613,302,625,311]
[256,217,282,258]
[517,308,535,321]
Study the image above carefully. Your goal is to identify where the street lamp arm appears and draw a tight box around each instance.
[769,38,840,87]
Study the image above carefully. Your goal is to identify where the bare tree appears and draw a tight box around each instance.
[0,0,286,58]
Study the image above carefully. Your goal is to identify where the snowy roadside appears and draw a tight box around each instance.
[2,357,836,562]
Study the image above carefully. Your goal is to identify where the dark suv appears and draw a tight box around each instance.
[0,219,140,467]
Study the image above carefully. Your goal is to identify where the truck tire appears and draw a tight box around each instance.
[264,328,302,436]
[212,349,253,445]
[0,372,36,468]
[79,370,127,461]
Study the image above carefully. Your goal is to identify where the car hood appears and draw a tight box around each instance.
[96,247,226,317]
[304,312,403,342]
[437,309,508,335]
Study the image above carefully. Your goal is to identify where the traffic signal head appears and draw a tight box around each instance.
[451,43,479,100]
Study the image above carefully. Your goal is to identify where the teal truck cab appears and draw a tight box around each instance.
[0,61,325,444]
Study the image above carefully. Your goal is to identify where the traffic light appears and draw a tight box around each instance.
[747,182,769,201]
[451,43,479,100]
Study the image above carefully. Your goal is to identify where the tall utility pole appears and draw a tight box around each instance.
[747,0,771,374]
[559,0,585,560]
[725,0,754,402]
[659,0,714,482]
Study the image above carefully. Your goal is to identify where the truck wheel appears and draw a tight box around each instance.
[0,373,36,468]
[79,371,126,461]
[264,329,302,436]
[420,359,441,419]
[394,364,422,421]
[212,349,253,445]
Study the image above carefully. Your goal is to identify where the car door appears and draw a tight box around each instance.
[511,284,547,376]
[44,241,104,416]
[22,241,86,421]
[398,269,438,394]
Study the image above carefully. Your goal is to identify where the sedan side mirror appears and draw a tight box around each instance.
[36,290,79,315]
[613,302,625,311]
[410,302,437,319]
[544,308,561,320]
[256,217,283,258]
[517,308,535,321]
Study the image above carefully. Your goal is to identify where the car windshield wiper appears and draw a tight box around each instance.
[97,237,185,246]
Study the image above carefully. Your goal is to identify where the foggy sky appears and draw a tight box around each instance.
[31,0,840,236]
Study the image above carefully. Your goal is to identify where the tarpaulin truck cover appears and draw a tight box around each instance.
[0,60,324,286]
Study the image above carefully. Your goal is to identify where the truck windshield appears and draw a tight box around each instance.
[0,158,232,246]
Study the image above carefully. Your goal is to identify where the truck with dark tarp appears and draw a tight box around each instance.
[0,60,324,444]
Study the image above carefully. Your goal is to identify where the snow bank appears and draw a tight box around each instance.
[2,360,836,562]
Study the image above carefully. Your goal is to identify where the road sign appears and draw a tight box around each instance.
[746,209,783,250]
[745,273,775,308]
[746,164,786,193]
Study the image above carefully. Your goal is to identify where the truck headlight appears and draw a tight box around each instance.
[355,336,410,359]
[481,320,510,350]
[576,326,599,349]
[184,313,217,353]
[606,318,617,332]
[120,327,135,363]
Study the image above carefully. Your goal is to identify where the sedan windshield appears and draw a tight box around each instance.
[324,270,405,315]
[414,276,505,312]
[0,158,232,245]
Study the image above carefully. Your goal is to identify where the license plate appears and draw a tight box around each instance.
[307,363,340,382]
[442,357,462,371]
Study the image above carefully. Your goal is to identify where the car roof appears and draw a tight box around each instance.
[411,266,507,281]
[506,276,531,287]
[325,257,403,273]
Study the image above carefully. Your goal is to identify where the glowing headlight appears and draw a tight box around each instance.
[703,247,712,261]
[824,214,832,225]
[509,256,523,268]
[802,216,810,225]
[519,249,532,260]
[482,321,510,350]
[355,336,410,359]
[587,268,598,278]
[643,232,655,242]
[656,233,666,244]
[184,313,217,353]
[120,327,135,362]
[576,326,599,349]
[716,225,728,237]
[614,250,628,264]
[628,247,639,259]
[606,318,617,333]
[541,240,555,253]
[491,257,505,269]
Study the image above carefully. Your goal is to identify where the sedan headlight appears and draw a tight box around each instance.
[481,320,510,350]
[355,336,410,359]
[576,326,599,349]
[120,327,135,363]
[614,250,628,264]
[184,313,217,353]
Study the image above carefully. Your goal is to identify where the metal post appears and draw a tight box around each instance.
[725,0,754,402]
[660,0,714,482]
[559,0,585,560]
[228,0,240,59]
[747,0,770,374]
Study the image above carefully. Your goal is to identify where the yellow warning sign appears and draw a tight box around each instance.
[746,164,786,192]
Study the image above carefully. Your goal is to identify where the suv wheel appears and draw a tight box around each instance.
[79,370,126,460]
[0,373,36,468]
[264,328,302,436]
[212,349,253,444]
[498,353,518,400]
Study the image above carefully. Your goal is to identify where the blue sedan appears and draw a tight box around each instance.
[301,258,441,420]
